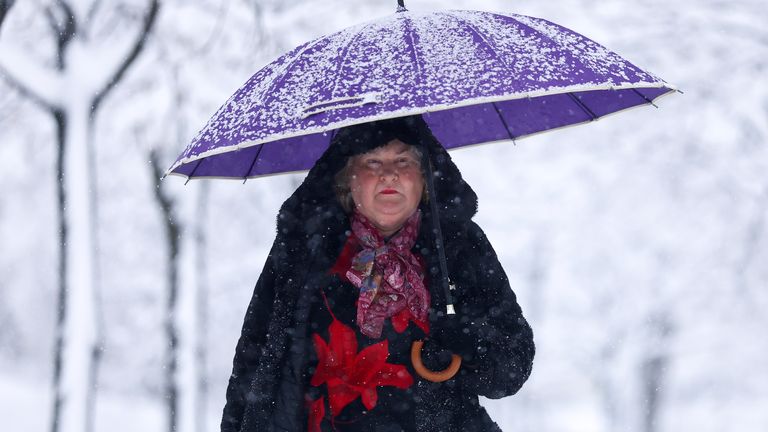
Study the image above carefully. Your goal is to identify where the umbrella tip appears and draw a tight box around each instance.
[397,0,407,12]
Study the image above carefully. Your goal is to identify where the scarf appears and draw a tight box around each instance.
[346,210,428,339]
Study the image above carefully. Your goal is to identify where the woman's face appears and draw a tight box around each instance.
[349,139,424,237]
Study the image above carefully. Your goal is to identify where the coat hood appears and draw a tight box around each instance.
[275,115,479,265]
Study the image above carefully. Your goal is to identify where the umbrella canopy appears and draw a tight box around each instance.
[166,7,675,180]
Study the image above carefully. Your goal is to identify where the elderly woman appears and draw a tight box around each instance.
[222,115,534,432]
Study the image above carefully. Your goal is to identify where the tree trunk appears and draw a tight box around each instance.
[641,355,666,432]
[52,98,99,432]
[150,167,181,432]
[641,312,672,432]
[50,108,67,432]
[194,181,210,432]
[0,2,159,431]
[177,187,204,432]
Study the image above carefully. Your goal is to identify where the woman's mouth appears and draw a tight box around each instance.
[380,189,398,195]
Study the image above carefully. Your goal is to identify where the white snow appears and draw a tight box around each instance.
[1,1,767,432]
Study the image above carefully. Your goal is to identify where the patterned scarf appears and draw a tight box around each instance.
[346,209,428,339]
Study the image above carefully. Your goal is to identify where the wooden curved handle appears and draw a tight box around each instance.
[410,340,462,383]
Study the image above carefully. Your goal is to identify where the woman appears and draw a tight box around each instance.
[222,115,534,432]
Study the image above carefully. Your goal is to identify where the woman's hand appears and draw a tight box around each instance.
[429,314,478,360]
[443,222,535,399]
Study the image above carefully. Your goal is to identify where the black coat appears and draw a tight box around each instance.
[221,117,535,432]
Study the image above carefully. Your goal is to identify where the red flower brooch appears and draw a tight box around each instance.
[307,317,413,431]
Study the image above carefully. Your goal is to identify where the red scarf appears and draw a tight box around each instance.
[345,210,429,339]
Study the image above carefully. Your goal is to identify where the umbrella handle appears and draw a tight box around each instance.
[410,340,461,382]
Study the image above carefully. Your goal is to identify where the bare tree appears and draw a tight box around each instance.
[0,1,159,431]
[140,2,228,428]
[146,61,209,431]
[149,146,210,432]
[148,148,182,432]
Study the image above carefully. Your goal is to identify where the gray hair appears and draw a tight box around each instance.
[334,144,426,213]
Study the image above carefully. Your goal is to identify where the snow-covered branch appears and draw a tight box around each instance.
[85,0,104,29]
[0,0,14,31]
[92,0,160,112]
[45,0,78,69]
[0,46,63,110]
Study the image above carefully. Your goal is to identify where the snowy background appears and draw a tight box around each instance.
[1,0,766,431]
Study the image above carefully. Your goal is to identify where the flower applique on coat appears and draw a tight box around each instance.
[307,295,414,432]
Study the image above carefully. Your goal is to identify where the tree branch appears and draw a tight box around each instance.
[91,0,160,113]
[0,0,15,32]
[46,0,78,69]
[0,46,62,111]
[85,0,104,30]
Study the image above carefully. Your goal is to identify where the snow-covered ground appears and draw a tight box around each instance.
[0,374,167,432]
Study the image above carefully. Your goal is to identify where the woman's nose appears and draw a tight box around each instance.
[379,163,398,180]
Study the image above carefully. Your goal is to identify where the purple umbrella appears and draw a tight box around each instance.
[165,5,675,180]
[168,3,677,380]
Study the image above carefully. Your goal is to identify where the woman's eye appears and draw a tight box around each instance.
[365,160,382,168]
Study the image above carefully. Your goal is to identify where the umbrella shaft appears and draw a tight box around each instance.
[420,138,455,315]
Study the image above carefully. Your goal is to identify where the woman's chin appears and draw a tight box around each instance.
[370,203,407,217]
[370,215,407,234]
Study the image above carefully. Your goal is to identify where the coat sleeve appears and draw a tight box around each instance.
[447,222,535,399]
[221,251,278,432]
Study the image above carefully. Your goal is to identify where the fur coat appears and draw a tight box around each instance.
[221,116,535,432]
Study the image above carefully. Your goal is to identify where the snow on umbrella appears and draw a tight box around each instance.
[165,6,675,180]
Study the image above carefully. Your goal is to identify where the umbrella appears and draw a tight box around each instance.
[166,1,676,381]
[165,3,675,181]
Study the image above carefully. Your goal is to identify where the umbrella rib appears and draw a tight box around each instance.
[242,144,265,184]
[442,12,512,71]
[328,27,368,99]
[449,11,598,129]
[508,15,607,86]
[631,88,659,108]
[259,37,329,109]
[491,102,517,143]
[401,14,424,85]
[566,93,598,121]
[184,159,204,185]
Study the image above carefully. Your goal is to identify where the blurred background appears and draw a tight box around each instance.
[0,0,766,431]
